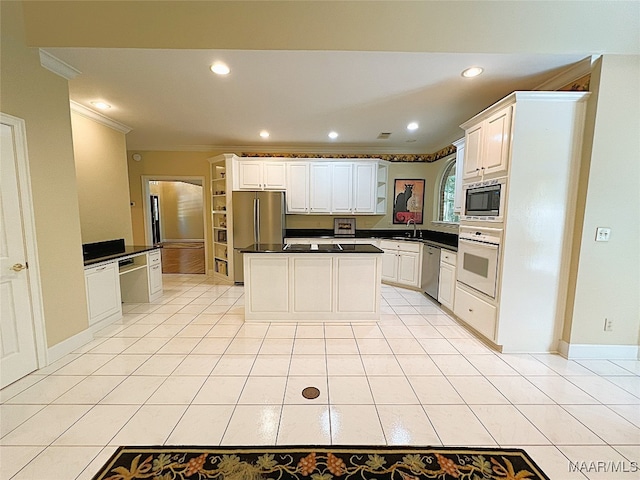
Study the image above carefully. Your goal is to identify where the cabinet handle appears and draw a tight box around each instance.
[152,265,159,270]
[96,266,107,271]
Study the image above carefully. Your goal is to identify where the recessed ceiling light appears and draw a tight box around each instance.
[461,66,484,78]
[259,130,270,138]
[91,101,111,110]
[328,131,339,139]
[210,62,230,75]
[407,122,419,131]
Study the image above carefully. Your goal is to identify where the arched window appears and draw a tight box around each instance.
[438,159,459,223]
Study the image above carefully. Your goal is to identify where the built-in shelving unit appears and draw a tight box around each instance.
[376,162,388,214]
[208,154,234,281]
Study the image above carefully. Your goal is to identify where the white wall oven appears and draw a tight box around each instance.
[462,177,506,222]
[457,226,501,299]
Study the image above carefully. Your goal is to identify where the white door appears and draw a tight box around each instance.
[0,119,40,388]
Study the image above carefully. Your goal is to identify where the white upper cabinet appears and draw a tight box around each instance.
[235,160,286,190]
[452,138,465,215]
[286,162,309,213]
[462,104,513,180]
[331,163,354,213]
[233,157,388,214]
[309,163,332,213]
[353,162,377,213]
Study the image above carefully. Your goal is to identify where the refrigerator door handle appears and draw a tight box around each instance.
[254,197,260,245]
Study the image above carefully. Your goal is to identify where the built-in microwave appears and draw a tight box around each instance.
[461,177,506,222]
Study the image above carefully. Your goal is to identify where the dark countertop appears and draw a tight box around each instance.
[84,245,161,266]
[285,229,458,252]
[239,243,383,254]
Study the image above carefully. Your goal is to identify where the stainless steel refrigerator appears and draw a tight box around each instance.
[232,191,285,284]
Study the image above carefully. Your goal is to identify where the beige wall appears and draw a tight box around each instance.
[0,1,88,347]
[564,55,640,346]
[154,181,204,241]
[71,111,133,244]
[22,1,639,54]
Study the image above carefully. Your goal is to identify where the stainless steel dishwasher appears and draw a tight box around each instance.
[421,244,441,300]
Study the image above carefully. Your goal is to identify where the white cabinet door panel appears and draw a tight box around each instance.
[463,124,483,179]
[353,162,376,213]
[336,257,378,313]
[246,257,289,313]
[291,257,332,312]
[453,284,497,340]
[149,264,163,296]
[309,163,332,213]
[438,261,455,310]
[85,263,121,325]
[397,251,419,286]
[263,162,286,189]
[331,163,353,213]
[238,161,263,189]
[483,106,512,175]
[286,163,309,213]
[381,251,398,281]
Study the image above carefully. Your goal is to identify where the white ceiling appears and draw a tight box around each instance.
[46,48,587,153]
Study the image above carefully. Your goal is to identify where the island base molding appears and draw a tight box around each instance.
[243,254,382,322]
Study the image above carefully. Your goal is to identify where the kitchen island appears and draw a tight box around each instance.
[240,243,383,322]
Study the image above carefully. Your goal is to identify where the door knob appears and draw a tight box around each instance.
[10,263,27,272]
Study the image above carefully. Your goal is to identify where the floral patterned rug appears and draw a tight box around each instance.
[92,445,550,480]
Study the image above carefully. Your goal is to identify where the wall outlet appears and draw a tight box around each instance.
[604,318,613,332]
[595,227,611,242]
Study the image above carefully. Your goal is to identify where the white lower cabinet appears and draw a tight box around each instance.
[453,283,497,341]
[244,253,381,321]
[380,240,422,288]
[148,251,163,299]
[438,250,457,310]
[84,262,122,326]
[85,249,163,328]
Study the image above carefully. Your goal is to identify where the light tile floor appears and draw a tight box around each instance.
[1,275,639,479]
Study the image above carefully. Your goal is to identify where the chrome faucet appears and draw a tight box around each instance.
[406,219,417,237]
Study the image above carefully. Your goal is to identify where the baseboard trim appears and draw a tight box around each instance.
[47,328,94,364]
[558,340,639,359]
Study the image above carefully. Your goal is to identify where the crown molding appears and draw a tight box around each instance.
[39,49,81,80]
[126,143,439,155]
[534,55,597,91]
[127,143,457,163]
[70,101,132,134]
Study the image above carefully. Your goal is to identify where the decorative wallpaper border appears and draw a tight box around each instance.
[241,144,457,163]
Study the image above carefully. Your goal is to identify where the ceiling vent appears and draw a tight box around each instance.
[377,132,392,140]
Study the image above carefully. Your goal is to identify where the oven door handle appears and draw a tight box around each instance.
[459,238,499,250]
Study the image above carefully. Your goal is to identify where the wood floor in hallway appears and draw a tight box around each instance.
[160,242,205,274]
